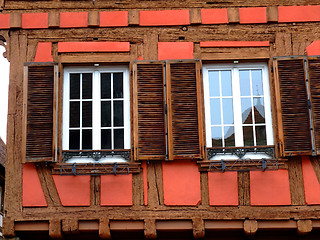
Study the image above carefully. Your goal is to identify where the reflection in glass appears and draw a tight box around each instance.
[221,70,232,96]
[252,70,263,96]
[224,126,235,147]
[212,126,222,147]
[82,101,92,127]
[70,73,80,99]
[243,126,254,146]
[253,97,265,124]
[209,71,220,97]
[101,129,111,149]
[101,73,111,99]
[113,73,123,98]
[82,73,92,99]
[114,101,124,127]
[82,129,92,150]
[222,98,234,124]
[241,98,252,124]
[101,101,111,127]
[256,126,267,146]
[70,102,80,127]
[211,99,221,125]
[69,130,80,150]
[239,70,251,96]
[114,129,124,149]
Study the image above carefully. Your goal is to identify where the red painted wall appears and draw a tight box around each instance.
[250,170,291,205]
[21,13,48,29]
[306,41,320,56]
[23,164,47,207]
[60,12,88,28]
[278,5,320,23]
[142,162,148,205]
[301,156,320,204]
[139,10,190,26]
[158,42,194,60]
[239,7,267,24]
[201,9,228,24]
[208,172,238,206]
[162,161,201,206]
[100,174,133,206]
[0,14,10,29]
[100,11,128,27]
[34,42,53,62]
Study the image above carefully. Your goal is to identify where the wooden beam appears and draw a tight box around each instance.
[90,176,101,206]
[192,218,205,239]
[15,221,49,231]
[200,172,209,206]
[99,219,111,239]
[62,219,78,233]
[243,220,258,237]
[10,13,21,29]
[190,9,201,25]
[48,12,60,28]
[288,157,306,205]
[49,219,62,239]
[156,220,193,231]
[128,10,139,26]
[143,32,158,60]
[60,53,131,63]
[3,218,15,237]
[144,219,157,239]
[267,6,278,22]
[297,220,312,235]
[201,47,269,60]
[228,8,239,23]
[238,171,251,206]
[88,11,99,27]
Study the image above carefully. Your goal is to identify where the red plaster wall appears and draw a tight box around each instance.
[142,162,148,205]
[0,14,10,29]
[60,12,88,28]
[52,175,90,206]
[162,161,201,206]
[278,5,320,23]
[139,10,190,26]
[201,9,228,24]
[100,174,133,206]
[250,170,291,205]
[57,42,130,53]
[100,11,128,27]
[23,164,47,207]
[239,7,267,24]
[301,156,320,205]
[21,13,48,29]
[158,42,194,60]
[208,172,238,206]
[34,42,53,62]
[200,41,269,48]
[306,41,320,56]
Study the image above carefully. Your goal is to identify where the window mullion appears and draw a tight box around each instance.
[123,69,130,149]
[249,70,257,146]
[111,73,114,149]
[263,65,273,145]
[93,70,100,150]
[80,74,83,150]
[219,71,225,147]
[233,67,243,146]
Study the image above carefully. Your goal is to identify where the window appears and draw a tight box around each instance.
[203,63,273,159]
[63,66,130,162]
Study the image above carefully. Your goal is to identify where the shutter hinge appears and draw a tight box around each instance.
[165,104,167,114]
[308,99,312,109]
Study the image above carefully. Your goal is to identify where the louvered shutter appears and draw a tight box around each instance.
[307,57,320,155]
[273,58,312,156]
[23,63,58,162]
[166,60,205,160]
[132,61,166,160]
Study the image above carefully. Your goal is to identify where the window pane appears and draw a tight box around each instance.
[221,70,232,96]
[69,130,80,150]
[70,73,80,99]
[252,70,263,96]
[239,70,251,96]
[224,126,235,147]
[210,98,221,125]
[241,98,253,124]
[212,126,222,147]
[101,73,111,99]
[114,129,124,149]
[82,101,92,127]
[256,126,267,146]
[209,71,220,97]
[101,129,111,149]
[113,73,123,99]
[82,129,92,150]
[222,98,234,124]
[243,126,254,146]
[70,101,80,127]
[101,101,111,127]
[254,97,265,124]
[114,101,124,127]
[82,73,92,99]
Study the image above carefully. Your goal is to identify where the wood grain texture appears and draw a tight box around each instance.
[143,33,158,60]
[128,9,139,26]
[200,172,209,206]
[238,171,251,206]
[88,11,99,27]
[190,8,202,25]
[146,162,163,207]
[48,11,59,28]
[132,172,144,206]
[288,157,306,205]
[228,8,239,23]
[90,176,100,206]
[267,6,278,22]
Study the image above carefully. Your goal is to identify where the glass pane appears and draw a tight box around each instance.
[239,70,251,96]
[224,126,235,147]
[101,73,111,99]
[101,101,111,127]
[82,129,92,150]
[252,70,263,96]
[70,73,80,99]
[69,101,80,127]
[211,126,222,147]
[101,129,111,149]
[209,71,220,97]
[256,126,267,146]
[69,130,80,150]
[82,101,92,127]
[114,101,124,127]
[241,98,252,124]
[114,129,124,149]
[113,73,123,99]
[221,70,232,96]
[210,98,221,125]
[82,73,92,99]
[222,98,234,124]
[243,126,254,146]
[253,97,265,124]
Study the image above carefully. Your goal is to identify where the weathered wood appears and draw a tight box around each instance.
[128,9,139,26]
[3,218,15,237]
[297,220,312,235]
[288,157,306,205]
[49,219,62,239]
[144,219,157,239]
[62,219,79,233]
[99,219,111,239]
[238,171,250,206]
[88,11,99,27]
[60,53,131,63]
[190,8,202,25]
[310,157,320,184]
[267,6,278,22]
[200,172,209,206]
[228,8,239,23]
[192,217,205,239]
[10,13,21,29]
[143,33,158,60]
[275,32,293,56]
[146,162,163,207]
[201,47,270,60]
[90,176,100,206]
[132,172,144,206]
[48,12,60,28]
[243,220,258,237]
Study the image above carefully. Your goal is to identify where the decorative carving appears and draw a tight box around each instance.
[62,150,131,162]
[0,32,9,61]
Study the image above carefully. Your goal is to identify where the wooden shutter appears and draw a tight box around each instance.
[273,58,312,156]
[23,63,58,162]
[308,57,320,155]
[166,60,204,160]
[132,61,166,160]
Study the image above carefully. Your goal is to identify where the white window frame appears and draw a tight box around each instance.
[63,66,130,163]
[203,63,273,160]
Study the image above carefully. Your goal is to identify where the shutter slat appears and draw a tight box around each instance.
[275,58,312,156]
